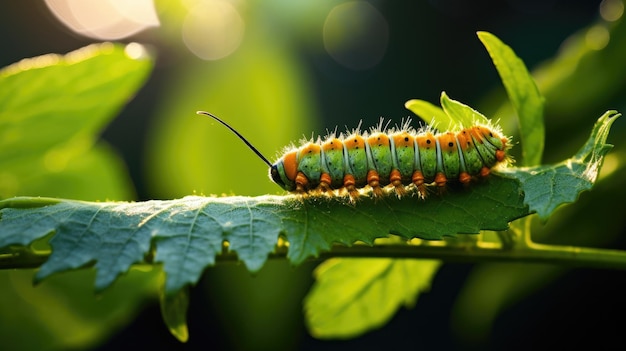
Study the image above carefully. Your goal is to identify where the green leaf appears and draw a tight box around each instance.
[0,267,160,350]
[280,178,527,263]
[499,110,620,220]
[404,92,499,131]
[16,143,137,201]
[404,98,451,129]
[160,285,190,343]
[0,180,527,295]
[0,43,156,350]
[477,31,545,166]
[0,42,152,200]
[304,258,441,339]
[145,32,316,199]
[440,91,490,127]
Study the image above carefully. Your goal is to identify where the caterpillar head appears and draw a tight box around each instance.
[475,126,505,147]
[269,152,297,191]
[472,125,510,162]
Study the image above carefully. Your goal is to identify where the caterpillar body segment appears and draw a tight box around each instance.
[320,137,344,189]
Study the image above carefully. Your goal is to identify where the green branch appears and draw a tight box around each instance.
[5,239,626,271]
[0,248,50,269]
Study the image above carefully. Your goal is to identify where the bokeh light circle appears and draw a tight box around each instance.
[182,0,245,61]
[323,2,389,70]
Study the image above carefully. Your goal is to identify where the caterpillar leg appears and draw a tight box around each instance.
[318,172,334,195]
[366,169,384,198]
[411,170,427,199]
[496,149,506,162]
[343,174,360,201]
[389,169,406,197]
[295,171,309,194]
[459,171,472,185]
[480,166,491,178]
[434,172,447,187]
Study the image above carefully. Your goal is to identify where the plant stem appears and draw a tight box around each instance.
[4,240,626,270]
[0,249,50,269]
[309,242,626,270]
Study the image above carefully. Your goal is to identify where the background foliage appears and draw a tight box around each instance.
[1,1,626,350]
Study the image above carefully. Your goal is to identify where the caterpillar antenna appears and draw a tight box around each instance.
[196,111,273,167]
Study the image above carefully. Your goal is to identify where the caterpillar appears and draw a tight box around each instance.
[197,111,511,200]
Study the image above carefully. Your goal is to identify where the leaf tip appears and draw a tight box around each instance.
[476,30,491,38]
[169,324,190,343]
[33,267,51,286]
[607,110,621,119]
[160,285,191,343]
[476,31,498,45]
[404,99,418,109]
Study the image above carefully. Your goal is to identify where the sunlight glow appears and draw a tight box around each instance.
[181,0,245,61]
[44,0,160,40]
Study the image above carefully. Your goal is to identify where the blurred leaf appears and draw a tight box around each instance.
[0,267,160,351]
[478,31,545,167]
[304,258,441,339]
[0,42,152,200]
[160,285,189,343]
[0,43,155,350]
[19,143,136,200]
[145,35,316,198]
[535,18,626,127]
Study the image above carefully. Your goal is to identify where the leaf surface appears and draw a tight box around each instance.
[0,177,525,295]
[406,92,491,130]
[440,91,490,127]
[404,98,451,130]
[478,31,545,166]
[0,42,152,200]
[304,258,441,339]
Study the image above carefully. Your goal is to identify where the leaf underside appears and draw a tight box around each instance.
[0,174,526,295]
